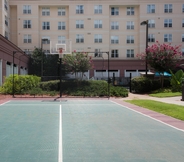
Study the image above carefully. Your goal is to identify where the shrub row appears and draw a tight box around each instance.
[40,79,128,97]
[131,76,171,93]
[0,75,40,94]
[0,75,128,97]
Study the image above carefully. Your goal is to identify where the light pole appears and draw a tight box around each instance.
[140,20,148,77]
[12,51,25,97]
[41,38,48,78]
[107,51,110,99]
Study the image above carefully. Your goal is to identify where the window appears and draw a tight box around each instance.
[164,19,172,27]
[76,5,84,14]
[148,34,155,42]
[127,21,134,29]
[164,4,172,13]
[94,34,102,43]
[111,50,119,58]
[23,20,31,28]
[58,22,66,30]
[4,0,8,10]
[182,19,184,27]
[111,36,119,44]
[126,35,134,44]
[111,7,119,15]
[182,48,184,56]
[5,31,8,39]
[164,34,172,42]
[42,7,50,16]
[76,20,84,28]
[147,4,155,13]
[23,5,31,14]
[111,21,119,30]
[127,7,134,15]
[5,16,8,26]
[24,34,32,43]
[182,34,184,42]
[42,22,50,30]
[58,36,66,44]
[94,5,102,14]
[58,7,66,16]
[42,37,50,44]
[24,49,31,55]
[94,20,102,28]
[127,49,134,58]
[148,20,155,28]
[94,49,102,57]
[76,34,84,43]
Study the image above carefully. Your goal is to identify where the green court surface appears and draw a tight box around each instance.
[0,100,184,162]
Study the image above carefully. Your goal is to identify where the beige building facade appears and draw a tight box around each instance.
[1,0,184,78]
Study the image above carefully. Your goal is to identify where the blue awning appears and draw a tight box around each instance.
[155,72,171,77]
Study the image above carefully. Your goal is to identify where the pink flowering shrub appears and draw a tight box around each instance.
[137,41,182,72]
[62,51,94,79]
[137,42,182,88]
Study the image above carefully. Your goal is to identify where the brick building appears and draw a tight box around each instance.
[0,34,29,86]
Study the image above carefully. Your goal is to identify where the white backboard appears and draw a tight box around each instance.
[50,39,72,55]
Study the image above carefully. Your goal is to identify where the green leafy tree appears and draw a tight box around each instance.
[62,52,94,79]
[44,54,59,77]
[137,41,182,87]
[29,47,60,79]
[29,47,42,76]
[170,69,184,92]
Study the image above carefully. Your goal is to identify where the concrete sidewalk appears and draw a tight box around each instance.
[121,93,184,106]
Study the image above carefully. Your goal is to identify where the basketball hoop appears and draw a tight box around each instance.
[50,39,72,55]
[58,48,63,58]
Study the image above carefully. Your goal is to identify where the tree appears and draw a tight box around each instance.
[137,41,182,87]
[62,52,94,79]
[28,47,42,76]
[29,47,60,79]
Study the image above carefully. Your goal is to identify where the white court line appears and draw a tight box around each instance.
[111,101,184,133]
[58,104,63,162]
[0,101,10,106]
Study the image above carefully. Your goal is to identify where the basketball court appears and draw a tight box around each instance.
[0,98,184,162]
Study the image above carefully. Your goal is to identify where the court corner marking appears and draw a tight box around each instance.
[0,101,11,106]
[111,100,184,133]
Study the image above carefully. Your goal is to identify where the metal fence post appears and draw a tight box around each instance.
[129,73,132,92]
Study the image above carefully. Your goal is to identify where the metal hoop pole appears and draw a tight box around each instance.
[58,48,63,98]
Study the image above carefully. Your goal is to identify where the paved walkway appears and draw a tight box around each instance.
[121,93,184,106]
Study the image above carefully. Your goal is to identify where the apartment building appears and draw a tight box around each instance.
[1,0,184,79]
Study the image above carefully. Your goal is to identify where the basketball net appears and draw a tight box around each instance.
[58,48,63,58]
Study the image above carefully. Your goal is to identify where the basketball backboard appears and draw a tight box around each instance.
[50,39,72,55]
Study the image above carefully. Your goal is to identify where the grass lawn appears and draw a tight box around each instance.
[149,92,181,98]
[125,99,184,121]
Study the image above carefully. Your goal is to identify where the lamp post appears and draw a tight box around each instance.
[140,20,149,77]
[106,51,110,99]
[41,38,48,78]
[12,51,25,97]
